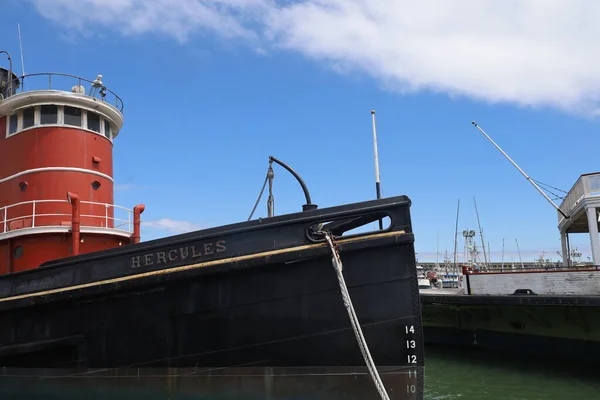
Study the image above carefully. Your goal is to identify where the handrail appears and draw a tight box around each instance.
[558,175,585,219]
[5,72,124,112]
[0,199,136,234]
[465,264,599,273]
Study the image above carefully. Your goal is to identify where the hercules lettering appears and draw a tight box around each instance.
[130,240,227,269]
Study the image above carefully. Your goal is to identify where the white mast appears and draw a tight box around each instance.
[371,110,383,230]
[473,197,488,268]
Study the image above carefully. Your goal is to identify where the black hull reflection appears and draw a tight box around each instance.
[0,366,424,400]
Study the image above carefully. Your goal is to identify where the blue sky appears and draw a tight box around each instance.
[2,0,598,263]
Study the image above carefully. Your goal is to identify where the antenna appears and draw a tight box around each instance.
[473,197,488,267]
[371,109,383,230]
[17,23,25,75]
[471,121,568,219]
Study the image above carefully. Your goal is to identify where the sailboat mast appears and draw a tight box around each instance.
[453,199,460,270]
[501,238,505,269]
[515,238,524,269]
[473,197,488,268]
[436,229,440,268]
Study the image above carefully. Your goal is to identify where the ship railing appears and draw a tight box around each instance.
[4,72,124,112]
[1,199,135,235]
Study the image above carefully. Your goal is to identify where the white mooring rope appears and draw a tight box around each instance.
[321,231,391,400]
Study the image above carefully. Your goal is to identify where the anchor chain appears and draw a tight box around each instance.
[320,231,391,400]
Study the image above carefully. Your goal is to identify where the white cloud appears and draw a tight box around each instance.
[143,218,202,234]
[29,0,600,115]
[29,0,269,42]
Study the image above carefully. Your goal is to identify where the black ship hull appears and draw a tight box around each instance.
[0,196,424,399]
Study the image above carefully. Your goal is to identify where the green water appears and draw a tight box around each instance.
[425,346,600,400]
[1,347,598,399]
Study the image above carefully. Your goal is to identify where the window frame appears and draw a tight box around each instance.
[5,104,115,140]
[40,104,59,125]
[21,106,36,130]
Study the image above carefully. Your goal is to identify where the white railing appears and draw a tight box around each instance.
[558,176,585,220]
[5,72,124,112]
[0,199,135,235]
[558,172,600,223]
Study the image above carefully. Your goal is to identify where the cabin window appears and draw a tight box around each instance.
[5,104,115,139]
[87,111,101,133]
[64,106,82,126]
[13,245,23,259]
[103,119,111,139]
[91,181,101,190]
[40,105,58,125]
[22,107,35,129]
[8,113,18,135]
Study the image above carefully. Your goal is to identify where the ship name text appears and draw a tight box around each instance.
[130,240,227,269]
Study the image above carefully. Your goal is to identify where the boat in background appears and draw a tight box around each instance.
[421,122,600,366]
[0,52,424,399]
[416,266,432,289]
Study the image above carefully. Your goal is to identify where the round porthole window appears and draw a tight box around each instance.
[19,181,28,192]
[13,245,23,259]
[91,181,101,190]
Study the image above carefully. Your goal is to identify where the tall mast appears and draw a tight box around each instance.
[453,199,460,270]
[473,197,488,268]
[436,229,440,268]
[371,110,383,230]
[515,238,524,269]
[501,238,505,269]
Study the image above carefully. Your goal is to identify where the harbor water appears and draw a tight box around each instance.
[1,346,598,399]
[425,345,600,400]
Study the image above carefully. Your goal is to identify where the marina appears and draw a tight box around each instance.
[417,123,600,366]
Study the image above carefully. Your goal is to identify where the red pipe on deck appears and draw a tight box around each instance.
[67,192,81,256]
[132,204,145,244]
